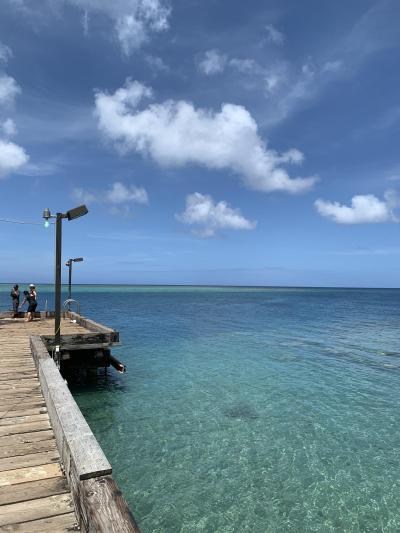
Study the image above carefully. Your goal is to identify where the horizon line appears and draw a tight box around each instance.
[0,282,399,290]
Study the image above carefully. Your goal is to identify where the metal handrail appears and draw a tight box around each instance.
[63,298,80,315]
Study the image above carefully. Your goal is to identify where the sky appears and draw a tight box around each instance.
[0,0,400,287]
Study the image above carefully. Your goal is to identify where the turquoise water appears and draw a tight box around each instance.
[2,285,400,531]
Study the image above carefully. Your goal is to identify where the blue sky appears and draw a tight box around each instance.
[0,0,400,286]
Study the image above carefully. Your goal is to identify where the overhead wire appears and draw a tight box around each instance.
[0,218,54,226]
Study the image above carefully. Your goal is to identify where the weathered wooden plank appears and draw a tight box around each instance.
[0,430,54,448]
[0,380,39,391]
[0,400,46,413]
[0,406,47,419]
[0,372,37,382]
[0,420,51,437]
[35,355,112,480]
[0,463,62,486]
[0,511,77,532]
[0,388,42,397]
[41,332,119,349]
[0,476,68,506]
[0,364,36,370]
[0,450,59,472]
[78,476,140,533]
[0,413,49,427]
[67,311,117,335]
[0,492,74,526]
[0,438,56,460]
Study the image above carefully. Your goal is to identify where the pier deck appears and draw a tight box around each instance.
[0,316,137,532]
[0,317,85,531]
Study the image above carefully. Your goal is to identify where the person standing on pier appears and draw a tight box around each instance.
[20,284,38,321]
[10,284,19,318]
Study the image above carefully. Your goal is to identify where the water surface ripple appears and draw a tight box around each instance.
[3,286,400,532]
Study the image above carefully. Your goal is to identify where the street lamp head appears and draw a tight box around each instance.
[42,208,51,228]
[73,257,84,262]
[66,205,88,221]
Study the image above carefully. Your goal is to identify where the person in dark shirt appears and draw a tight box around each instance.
[10,284,19,318]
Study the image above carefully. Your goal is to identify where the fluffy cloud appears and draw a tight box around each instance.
[177,192,256,237]
[197,51,287,100]
[197,49,227,75]
[0,43,12,64]
[0,43,28,177]
[73,0,170,54]
[322,60,343,73]
[315,193,396,224]
[94,80,317,194]
[145,54,169,73]
[107,181,148,204]
[0,140,29,177]
[0,75,20,106]
[265,24,284,45]
[7,0,170,55]
[1,118,16,136]
[73,181,148,206]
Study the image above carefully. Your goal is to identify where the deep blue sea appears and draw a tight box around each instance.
[1,285,400,532]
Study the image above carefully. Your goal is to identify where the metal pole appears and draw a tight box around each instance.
[54,213,63,347]
[68,260,72,307]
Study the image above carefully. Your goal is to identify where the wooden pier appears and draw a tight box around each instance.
[0,314,139,532]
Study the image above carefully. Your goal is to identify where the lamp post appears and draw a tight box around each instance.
[65,257,84,305]
[43,205,88,349]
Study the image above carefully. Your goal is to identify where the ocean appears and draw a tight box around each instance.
[1,285,400,532]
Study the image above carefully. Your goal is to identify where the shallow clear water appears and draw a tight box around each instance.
[2,285,400,532]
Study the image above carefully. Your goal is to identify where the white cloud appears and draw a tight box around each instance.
[177,192,256,237]
[322,60,343,73]
[116,15,146,54]
[70,1,170,54]
[1,118,16,136]
[228,58,259,74]
[94,79,317,194]
[315,193,396,224]
[78,0,170,54]
[72,187,98,205]
[8,0,170,55]
[0,43,12,64]
[265,24,284,45]
[198,49,227,75]
[145,54,169,73]
[0,47,28,177]
[73,181,148,206]
[106,181,148,204]
[0,75,20,106]
[0,140,29,177]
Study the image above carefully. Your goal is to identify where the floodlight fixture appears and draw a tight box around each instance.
[66,205,88,221]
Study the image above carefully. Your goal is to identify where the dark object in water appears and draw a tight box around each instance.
[224,403,259,420]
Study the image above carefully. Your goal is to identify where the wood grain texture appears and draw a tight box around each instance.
[35,355,112,480]
[0,450,60,472]
[0,463,62,486]
[0,493,74,526]
[0,512,78,532]
[79,477,140,533]
[0,430,54,447]
[0,476,69,505]
[0,438,56,460]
